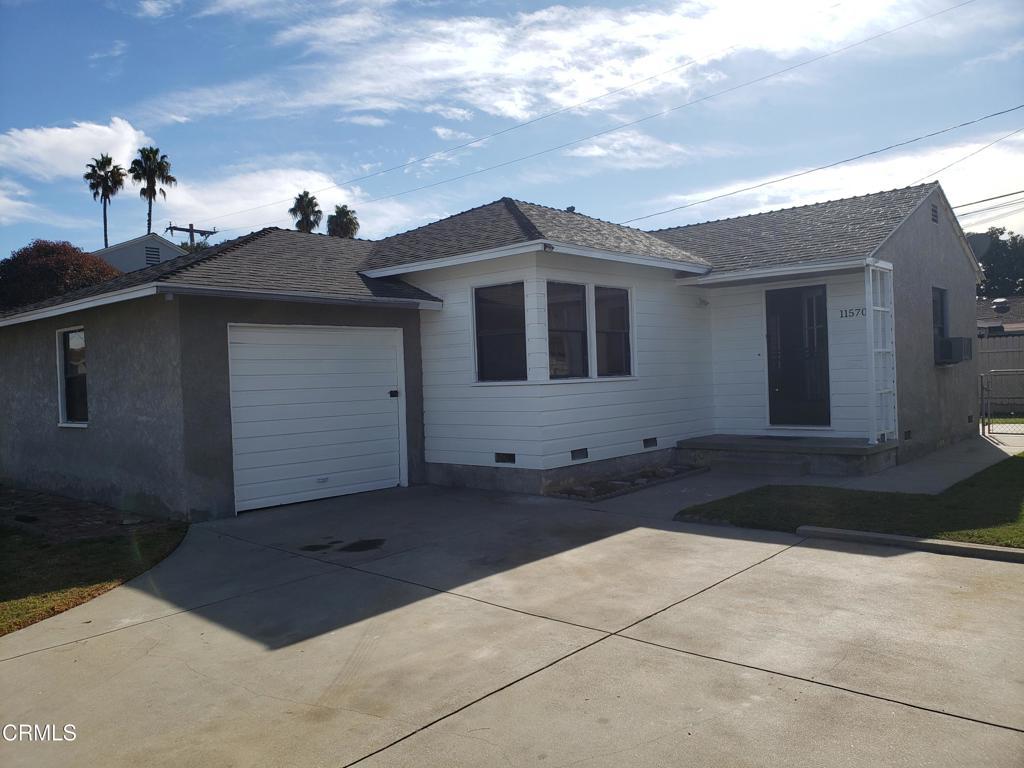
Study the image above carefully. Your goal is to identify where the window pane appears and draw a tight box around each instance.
[932,287,947,338]
[547,282,588,379]
[62,330,88,422]
[596,287,631,376]
[475,283,527,382]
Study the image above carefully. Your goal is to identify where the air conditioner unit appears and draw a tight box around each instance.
[935,336,972,365]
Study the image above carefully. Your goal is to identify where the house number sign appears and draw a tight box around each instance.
[838,308,866,318]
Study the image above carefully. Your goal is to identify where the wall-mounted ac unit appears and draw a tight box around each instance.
[935,336,972,365]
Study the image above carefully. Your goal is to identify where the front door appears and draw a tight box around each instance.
[765,285,830,426]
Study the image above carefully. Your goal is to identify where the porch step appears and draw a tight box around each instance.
[676,434,899,478]
[683,451,811,477]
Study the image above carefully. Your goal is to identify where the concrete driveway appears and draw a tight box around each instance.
[2,483,1022,767]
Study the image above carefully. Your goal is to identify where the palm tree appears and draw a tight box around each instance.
[83,154,126,248]
[128,147,177,234]
[327,204,360,238]
[289,191,322,233]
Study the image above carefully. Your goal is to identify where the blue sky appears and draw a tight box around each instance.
[0,0,1022,256]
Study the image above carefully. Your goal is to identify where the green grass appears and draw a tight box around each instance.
[988,417,1024,424]
[678,453,1024,549]
[0,524,187,636]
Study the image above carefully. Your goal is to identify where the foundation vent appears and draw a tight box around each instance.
[642,437,658,449]
[904,430,912,440]
[494,452,516,464]
[570,448,589,461]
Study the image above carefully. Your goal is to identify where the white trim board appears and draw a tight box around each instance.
[361,239,709,278]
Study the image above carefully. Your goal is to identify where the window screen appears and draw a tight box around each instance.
[61,329,88,423]
[595,287,631,377]
[475,282,527,382]
[547,282,588,379]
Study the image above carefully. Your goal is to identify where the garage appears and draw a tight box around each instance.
[228,324,407,512]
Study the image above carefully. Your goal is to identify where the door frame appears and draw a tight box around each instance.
[226,323,408,514]
[760,282,833,430]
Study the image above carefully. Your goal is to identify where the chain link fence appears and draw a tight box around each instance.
[980,370,1024,435]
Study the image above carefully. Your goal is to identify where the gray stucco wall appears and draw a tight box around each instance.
[879,189,980,461]
[0,296,189,516]
[175,295,425,520]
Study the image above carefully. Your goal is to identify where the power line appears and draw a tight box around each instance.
[952,189,1024,209]
[208,0,978,234]
[955,196,1024,217]
[619,103,1024,225]
[958,202,1024,228]
[910,126,1023,185]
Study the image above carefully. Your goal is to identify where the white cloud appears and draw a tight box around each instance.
[432,126,473,141]
[143,0,995,125]
[642,132,1024,234]
[424,104,473,122]
[0,178,90,229]
[89,40,127,61]
[135,0,181,17]
[336,114,390,127]
[565,129,695,170]
[163,166,444,239]
[0,117,152,182]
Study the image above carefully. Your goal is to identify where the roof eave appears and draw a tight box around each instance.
[676,256,878,286]
[157,283,442,310]
[361,239,709,278]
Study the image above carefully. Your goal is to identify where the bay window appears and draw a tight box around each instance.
[547,282,588,379]
[596,286,631,377]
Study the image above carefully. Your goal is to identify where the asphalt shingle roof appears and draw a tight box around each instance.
[362,198,707,270]
[0,228,438,319]
[649,184,938,274]
[977,295,1024,325]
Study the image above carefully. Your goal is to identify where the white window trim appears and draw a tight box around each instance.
[55,325,88,428]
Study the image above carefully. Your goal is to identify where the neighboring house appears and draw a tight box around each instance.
[0,183,981,520]
[977,295,1024,336]
[92,233,186,273]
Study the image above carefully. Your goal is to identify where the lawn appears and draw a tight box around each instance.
[677,452,1024,549]
[0,523,187,636]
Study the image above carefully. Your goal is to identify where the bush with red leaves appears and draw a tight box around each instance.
[0,240,122,311]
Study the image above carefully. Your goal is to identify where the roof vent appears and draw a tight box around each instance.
[930,204,939,223]
[993,298,1010,315]
[145,246,160,265]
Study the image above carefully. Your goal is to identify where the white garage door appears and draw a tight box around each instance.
[228,325,406,512]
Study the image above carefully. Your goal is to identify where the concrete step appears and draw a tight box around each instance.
[694,452,811,477]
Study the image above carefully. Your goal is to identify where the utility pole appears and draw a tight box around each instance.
[165,222,217,249]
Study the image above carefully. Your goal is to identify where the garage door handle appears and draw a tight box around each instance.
[389,390,400,398]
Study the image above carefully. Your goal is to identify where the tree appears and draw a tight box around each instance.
[178,238,210,254]
[83,154,126,248]
[289,191,322,233]
[129,146,177,234]
[0,240,121,310]
[975,227,1024,298]
[327,204,359,238]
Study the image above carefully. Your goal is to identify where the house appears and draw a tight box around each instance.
[92,233,186,273]
[0,183,981,520]
[977,295,1024,336]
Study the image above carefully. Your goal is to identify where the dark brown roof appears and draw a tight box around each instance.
[0,228,438,319]
[363,197,707,270]
[649,184,938,274]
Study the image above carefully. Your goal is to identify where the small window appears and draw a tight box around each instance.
[547,282,588,379]
[475,282,527,382]
[932,287,948,340]
[595,287,631,377]
[59,329,88,423]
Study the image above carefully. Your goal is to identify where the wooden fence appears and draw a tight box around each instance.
[978,334,1024,374]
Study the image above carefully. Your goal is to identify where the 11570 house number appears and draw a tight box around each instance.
[839,308,866,318]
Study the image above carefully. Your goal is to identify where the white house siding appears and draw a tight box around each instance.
[708,270,870,438]
[407,251,714,471]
